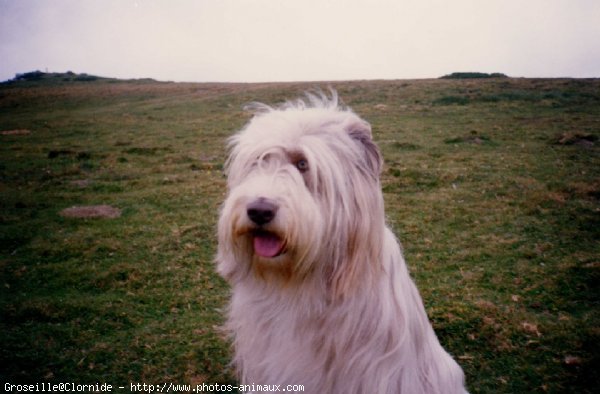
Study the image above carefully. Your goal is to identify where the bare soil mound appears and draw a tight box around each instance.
[60,205,121,219]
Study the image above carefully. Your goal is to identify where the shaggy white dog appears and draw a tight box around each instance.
[217,91,467,393]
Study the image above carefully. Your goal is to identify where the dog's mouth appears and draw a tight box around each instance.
[252,230,285,258]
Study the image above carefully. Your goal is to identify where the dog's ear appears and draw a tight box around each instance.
[346,119,382,177]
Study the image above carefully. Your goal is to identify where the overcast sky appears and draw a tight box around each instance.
[1,0,599,83]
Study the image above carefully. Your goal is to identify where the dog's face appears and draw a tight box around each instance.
[217,97,384,293]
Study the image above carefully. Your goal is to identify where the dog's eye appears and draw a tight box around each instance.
[295,159,309,173]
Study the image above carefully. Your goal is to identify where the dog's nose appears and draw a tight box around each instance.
[247,198,278,226]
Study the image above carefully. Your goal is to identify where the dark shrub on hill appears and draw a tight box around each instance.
[74,73,99,82]
[14,70,45,81]
[441,72,508,79]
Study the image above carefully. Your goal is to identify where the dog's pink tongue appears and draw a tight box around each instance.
[253,232,284,258]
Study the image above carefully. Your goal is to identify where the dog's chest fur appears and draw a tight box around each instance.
[228,271,418,393]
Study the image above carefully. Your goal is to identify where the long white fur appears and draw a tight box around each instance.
[217,91,467,393]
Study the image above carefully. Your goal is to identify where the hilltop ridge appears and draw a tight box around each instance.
[3,70,159,85]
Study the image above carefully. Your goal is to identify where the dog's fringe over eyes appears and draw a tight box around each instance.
[216,90,468,394]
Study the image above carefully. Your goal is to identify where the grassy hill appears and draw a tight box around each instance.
[1,75,598,392]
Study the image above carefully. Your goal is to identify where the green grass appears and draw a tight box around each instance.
[1,75,599,392]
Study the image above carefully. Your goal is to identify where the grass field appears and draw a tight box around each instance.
[1,74,598,393]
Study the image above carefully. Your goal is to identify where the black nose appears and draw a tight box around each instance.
[247,199,278,226]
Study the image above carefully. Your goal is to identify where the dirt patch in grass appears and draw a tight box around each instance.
[70,179,92,188]
[1,129,31,135]
[551,132,597,147]
[48,150,92,160]
[60,205,121,219]
[123,146,172,156]
[444,134,494,145]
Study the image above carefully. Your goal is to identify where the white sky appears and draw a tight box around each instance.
[1,0,599,82]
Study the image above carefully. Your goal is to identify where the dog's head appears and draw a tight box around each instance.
[217,91,385,295]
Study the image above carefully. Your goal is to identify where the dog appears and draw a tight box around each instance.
[216,91,467,393]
